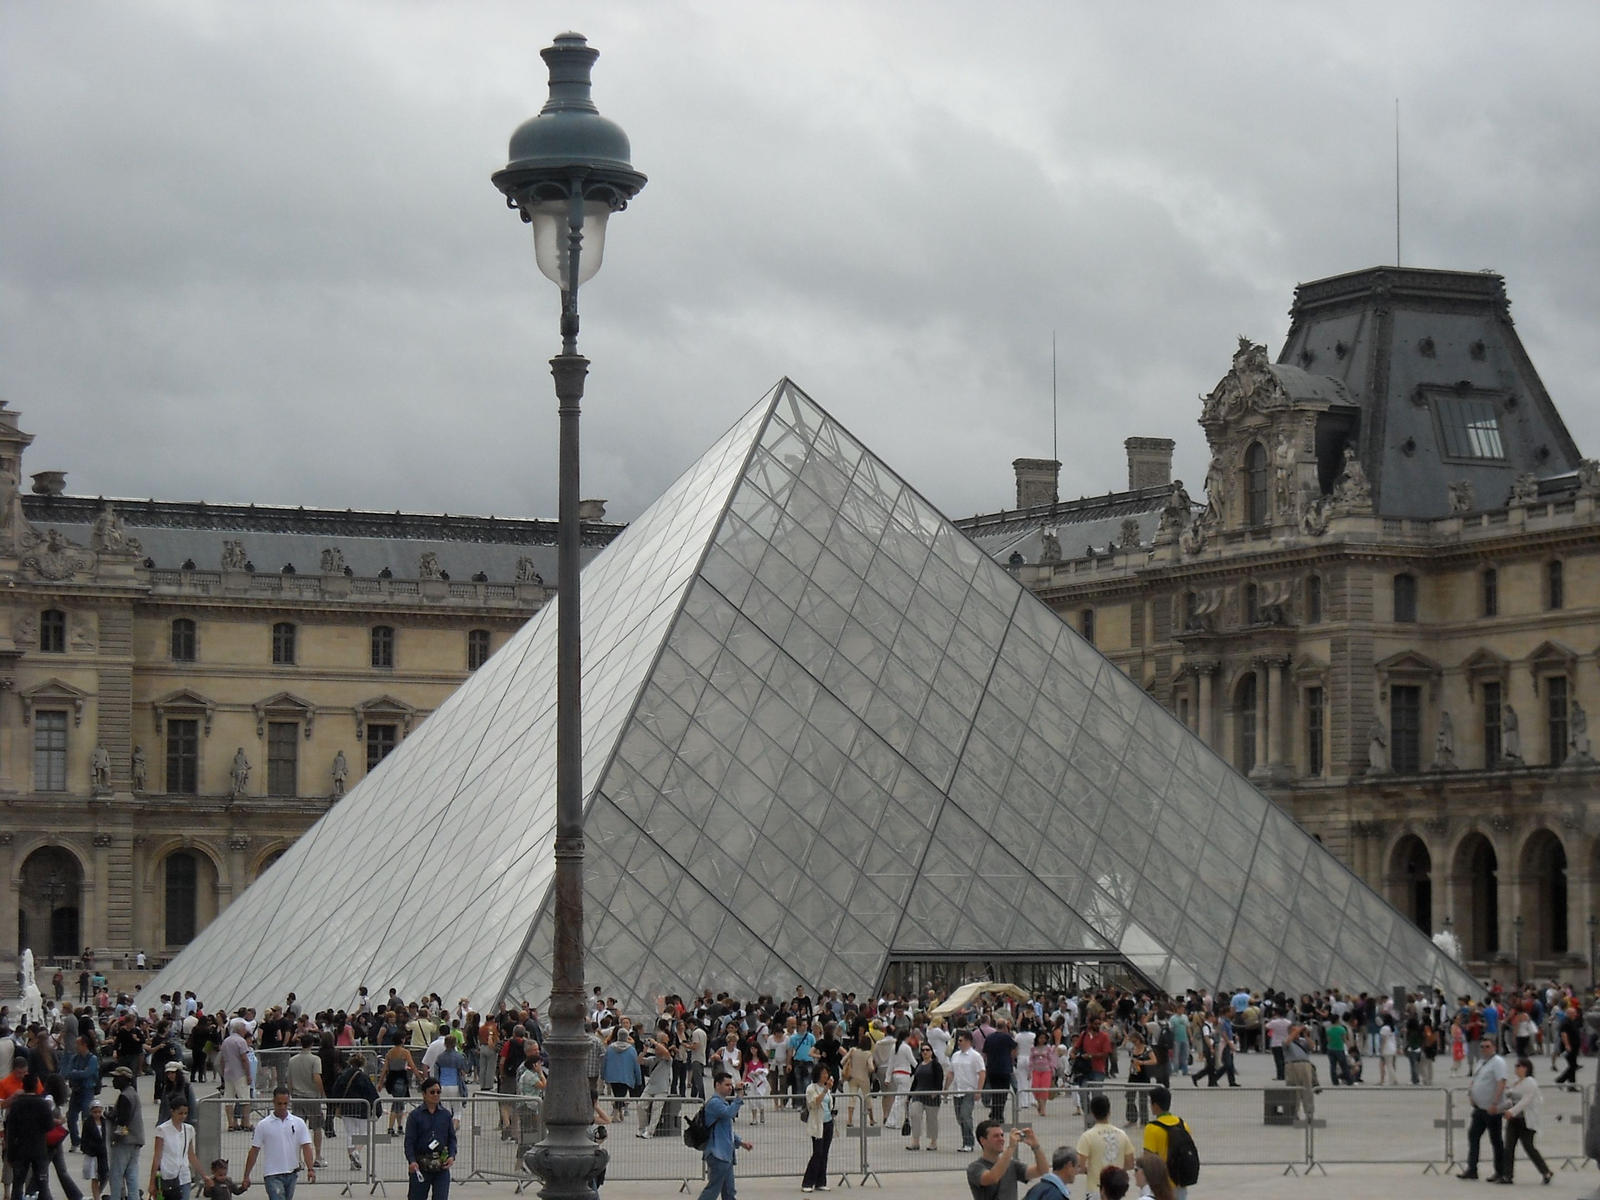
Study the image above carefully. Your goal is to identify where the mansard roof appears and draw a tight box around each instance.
[1275,266,1584,520]
[19,494,625,585]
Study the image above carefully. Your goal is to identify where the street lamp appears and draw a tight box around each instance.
[492,32,645,1200]
[1513,913,1524,985]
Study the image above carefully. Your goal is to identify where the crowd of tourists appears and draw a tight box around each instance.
[2,974,1593,1200]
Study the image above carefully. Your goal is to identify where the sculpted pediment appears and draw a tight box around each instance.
[152,688,218,736]
[253,691,317,737]
[355,694,417,739]
[19,677,90,725]
[1200,338,1290,427]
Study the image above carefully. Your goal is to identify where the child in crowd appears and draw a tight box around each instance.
[197,1158,249,1200]
[743,1044,770,1124]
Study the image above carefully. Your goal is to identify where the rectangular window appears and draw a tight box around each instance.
[267,721,298,796]
[370,626,394,669]
[170,618,197,662]
[33,711,68,791]
[165,718,199,795]
[1080,609,1095,645]
[1391,685,1421,773]
[40,609,66,653]
[366,723,398,772]
[467,629,491,671]
[1305,686,1324,777]
[1548,676,1568,767]
[1306,575,1322,624]
[1434,394,1505,459]
[1482,681,1502,768]
[1393,574,1417,623]
[1548,561,1564,610]
[1481,570,1497,618]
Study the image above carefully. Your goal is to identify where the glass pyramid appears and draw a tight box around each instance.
[145,380,1479,1012]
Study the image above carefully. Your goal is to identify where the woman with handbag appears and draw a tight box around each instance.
[1503,1056,1555,1186]
[44,1074,85,1200]
[905,1044,944,1151]
[146,1099,204,1200]
[4,1072,55,1200]
[81,1098,109,1200]
[800,1062,836,1194]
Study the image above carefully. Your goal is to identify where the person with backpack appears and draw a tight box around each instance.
[1141,1086,1198,1199]
[691,1072,751,1200]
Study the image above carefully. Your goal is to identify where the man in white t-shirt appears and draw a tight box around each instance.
[1264,1013,1292,1080]
[948,1029,987,1154]
[242,1088,315,1200]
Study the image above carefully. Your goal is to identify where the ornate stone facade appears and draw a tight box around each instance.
[0,399,622,968]
[959,268,1600,983]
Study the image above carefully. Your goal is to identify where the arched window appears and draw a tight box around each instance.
[370,625,395,669]
[1457,835,1499,956]
[1236,672,1258,774]
[1521,832,1568,956]
[1390,836,1432,933]
[271,622,296,665]
[170,618,197,661]
[165,851,199,946]
[1244,443,1270,526]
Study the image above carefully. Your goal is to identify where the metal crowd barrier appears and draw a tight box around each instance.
[196,1096,376,1195]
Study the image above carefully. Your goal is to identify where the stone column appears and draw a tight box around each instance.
[1194,661,1217,750]
[1253,658,1273,779]
[1272,658,1291,772]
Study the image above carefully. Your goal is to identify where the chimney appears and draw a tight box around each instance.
[1012,458,1060,509]
[577,498,607,521]
[1124,438,1174,490]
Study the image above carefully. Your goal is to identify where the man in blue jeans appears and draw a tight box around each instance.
[241,1088,316,1200]
[788,1021,817,1110]
[697,1072,753,1200]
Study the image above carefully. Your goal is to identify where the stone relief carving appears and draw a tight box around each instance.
[515,556,545,586]
[228,834,251,851]
[1447,480,1475,513]
[70,615,96,652]
[1118,517,1142,550]
[92,833,112,848]
[320,547,346,574]
[221,540,249,570]
[1038,529,1061,564]
[1256,578,1294,625]
[1577,459,1600,496]
[417,551,443,580]
[19,528,95,581]
[90,503,142,555]
[15,614,38,647]
[1200,337,1287,425]
[1508,472,1540,506]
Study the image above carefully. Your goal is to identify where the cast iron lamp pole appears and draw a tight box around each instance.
[1588,913,1597,990]
[493,32,644,1200]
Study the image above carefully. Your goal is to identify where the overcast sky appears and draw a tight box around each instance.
[4,1,1597,527]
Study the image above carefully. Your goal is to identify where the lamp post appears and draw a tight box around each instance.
[493,32,644,1200]
[1513,913,1524,986]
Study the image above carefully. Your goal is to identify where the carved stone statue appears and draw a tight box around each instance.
[1332,447,1371,509]
[1508,472,1540,506]
[1447,480,1475,513]
[1367,719,1389,775]
[515,556,545,586]
[1431,711,1456,771]
[1299,490,1333,537]
[418,551,443,580]
[1501,705,1523,764]
[1273,430,1297,514]
[331,749,349,798]
[131,745,147,792]
[229,747,251,798]
[320,547,346,574]
[90,503,141,555]
[1167,479,1191,511]
[18,948,43,1025]
[1118,517,1142,550]
[1577,458,1600,496]
[1203,452,1227,521]
[1038,529,1061,564]
[221,540,249,570]
[1570,701,1593,765]
[1200,337,1285,425]
[1180,505,1216,556]
[89,744,112,792]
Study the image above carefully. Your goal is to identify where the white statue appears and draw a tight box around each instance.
[1367,719,1389,774]
[19,948,44,1024]
[1502,705,1523,763]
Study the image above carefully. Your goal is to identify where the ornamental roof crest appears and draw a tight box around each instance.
[1200,337,1289,427]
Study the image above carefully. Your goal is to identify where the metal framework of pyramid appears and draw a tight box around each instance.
[146,381,1478,1012]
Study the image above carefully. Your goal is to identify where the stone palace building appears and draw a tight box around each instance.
[957,266,1600,984]
[0,397,621,970]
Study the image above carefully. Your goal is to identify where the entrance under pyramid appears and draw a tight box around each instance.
[146,381,1478,1011]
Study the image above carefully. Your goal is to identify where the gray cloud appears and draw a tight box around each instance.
[4,0,1596,525]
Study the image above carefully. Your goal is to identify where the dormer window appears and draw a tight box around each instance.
[1434,394,1504,460]
[1245,442,1269,526]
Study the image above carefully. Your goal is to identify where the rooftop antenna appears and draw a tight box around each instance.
[1394,97,1402,267]
[1051,330,1058,463]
